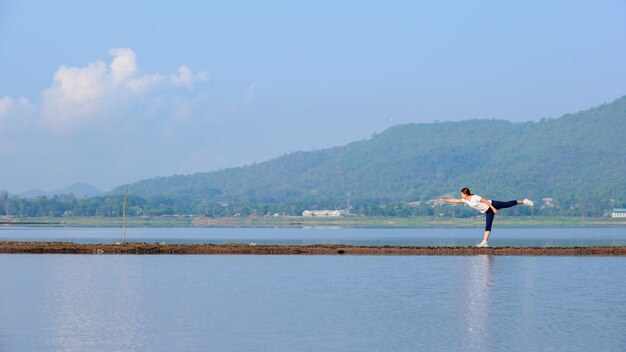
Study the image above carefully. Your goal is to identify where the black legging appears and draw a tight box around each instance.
[485,200,519,231]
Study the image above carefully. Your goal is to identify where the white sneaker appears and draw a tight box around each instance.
[523,199,534,207]
[476,240,489,248]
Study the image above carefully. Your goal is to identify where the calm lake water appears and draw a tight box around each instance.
[0,254,625,352]
[1,226,626,247]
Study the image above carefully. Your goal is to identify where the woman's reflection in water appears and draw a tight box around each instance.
[462,255,494,351]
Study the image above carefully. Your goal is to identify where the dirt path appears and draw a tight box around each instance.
[1,242,625,256]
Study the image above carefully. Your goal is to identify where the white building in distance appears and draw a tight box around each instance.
[541,197,555,208]
[302,210,347,217]
[611,208,626,218]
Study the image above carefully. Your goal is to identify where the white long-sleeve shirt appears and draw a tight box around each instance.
[462,194,491,213]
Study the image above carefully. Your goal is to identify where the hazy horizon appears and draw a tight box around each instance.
[2,1,625,194]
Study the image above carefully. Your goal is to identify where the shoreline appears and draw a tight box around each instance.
[1,242,625,256]
[1,215,625,228]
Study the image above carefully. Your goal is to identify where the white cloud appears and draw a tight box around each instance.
[196,71,209,81]
[40,61,109,131]
[0,96,35,154]
[0,96,12,132]
[0,96,13,118]
[171,66,209,90]
[172,97,193,121]
[127,73,164,94]
[109,48,137,83]
[16,97,34,110]
[245,83,259,103]
[0,96,35,130]
[175,92,210,122]
[38,48,208,133]
[244,83,274,105]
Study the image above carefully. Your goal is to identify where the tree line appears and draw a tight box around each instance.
[0,190,617,218]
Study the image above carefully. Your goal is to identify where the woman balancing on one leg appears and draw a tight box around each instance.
[438,187,534,247]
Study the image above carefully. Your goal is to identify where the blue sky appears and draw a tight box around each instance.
[1,1,625,194]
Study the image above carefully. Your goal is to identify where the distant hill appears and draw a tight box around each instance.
[113,96,626,215]
[21,182,103,199]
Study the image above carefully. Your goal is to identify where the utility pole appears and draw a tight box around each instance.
[122,188,127,243]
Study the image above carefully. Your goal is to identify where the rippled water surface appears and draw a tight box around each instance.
[1,255,625,352]
[1,226,626,246]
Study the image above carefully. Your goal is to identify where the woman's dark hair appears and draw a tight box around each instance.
[461,187,472,196]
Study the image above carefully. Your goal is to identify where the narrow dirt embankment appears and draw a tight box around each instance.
[1,242,625,256]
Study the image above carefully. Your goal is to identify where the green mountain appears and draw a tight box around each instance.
[114,96,626,215]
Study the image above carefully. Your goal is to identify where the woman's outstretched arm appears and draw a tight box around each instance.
[480,197,498,214]
[437,198,464,204]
